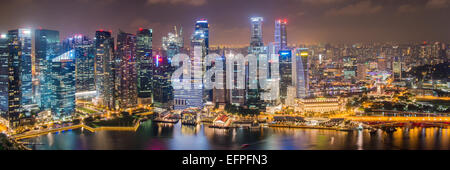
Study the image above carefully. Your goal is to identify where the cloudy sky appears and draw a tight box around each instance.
[0,0,449,47]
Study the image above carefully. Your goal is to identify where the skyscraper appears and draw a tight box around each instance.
[117,31,138,109]
[162,26,183,60]
[293,48,309,98]
[8,29,33,111]
[49,50,76,119]
[0,33,22,128]
[278,50,292,103]
[94,30,116,109]
[173,19,208,110]
[247,17,267,110]
[392,56,402,81]
[152,52,173,107]
[63,35,96,93]
[136,28,153,105]
[35,29,60,110]
[274,19,288,53]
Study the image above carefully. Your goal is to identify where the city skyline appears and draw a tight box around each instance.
[1,0,449,48]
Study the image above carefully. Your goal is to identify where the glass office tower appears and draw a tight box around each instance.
[136,28,153,105]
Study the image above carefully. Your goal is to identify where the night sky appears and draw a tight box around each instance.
[1,0,449,47]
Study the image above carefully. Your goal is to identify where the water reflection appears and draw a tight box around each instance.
[24,121,449,150]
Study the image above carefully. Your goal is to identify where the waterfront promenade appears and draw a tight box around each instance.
[13,121,141,140]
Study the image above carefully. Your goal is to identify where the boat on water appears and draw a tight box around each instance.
[181,120,198,126]
[153,112,180,124]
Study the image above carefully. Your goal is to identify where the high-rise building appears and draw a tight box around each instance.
[293,48,309,98]
[392,56,402,81]
[162,26,183,60]
[136,28,153,105]
[191,19,209,55]
[8,29,33,111]
[0,34,22,128]
[49,50,76,119]
[63,35,96,93]
[94,30,116,109]
[117,31,138,109]
[247,17,267,110]
[152,52,173,107]
[35,29,60,110]
[274,19,288,53]
[279,50,292,103]
[250,17,264,47]
[173,20,208,110]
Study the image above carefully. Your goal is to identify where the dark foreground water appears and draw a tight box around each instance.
[23,120,449,150]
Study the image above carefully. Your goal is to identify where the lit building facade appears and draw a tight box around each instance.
[279,50,292,104]
[0,34,22,128]
[94,30,116,109]
[295,97,346,113]
[274,19,288,53]
[8,29,33,113]
[136,28,153,105]
[117,31,138,109]
[63,35,96,93]
[49,50,76,119]
[173,20,208,110]
[35,29,60,110]
[293,48,309,98]
[247,17,266,110]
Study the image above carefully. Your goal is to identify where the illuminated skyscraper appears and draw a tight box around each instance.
[49,50,76,118]
[392,56,402,81]
[136,28,153,105]
[94,30,116,109]
[173,19,208,110]
[35,29,60,110]
[8,29,33,111]
[63,35,96,93]
[117,31,138,109]
[247,17,267,110]
[279,50,292,103]
[162,26,183,59]
[152,52,173,106]
[293,48,309,98]
[0,34,22,128]
[274,19,288,53]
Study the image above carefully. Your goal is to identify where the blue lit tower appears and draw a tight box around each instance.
[117,31,138,109]
[94,30,116,109]
[136,28,153,105]
[0,33,22,128]
[49,50,76,119]
[35,29,60,110]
